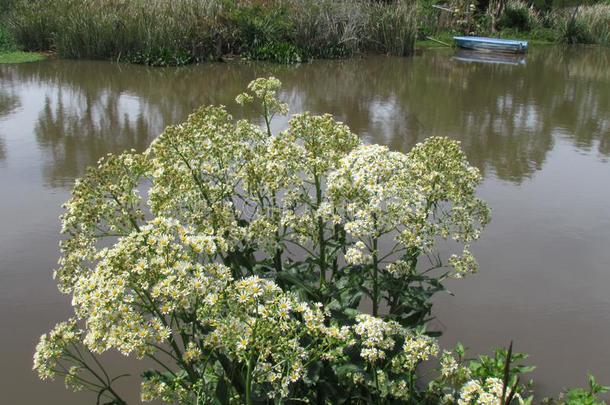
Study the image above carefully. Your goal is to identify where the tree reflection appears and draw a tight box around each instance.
[5,46,610,187]
[274,46,609,182]
[0,82,20,162]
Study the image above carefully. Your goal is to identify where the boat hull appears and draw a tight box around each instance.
[453,36,528,54]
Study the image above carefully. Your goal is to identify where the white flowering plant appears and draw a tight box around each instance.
[35,77,499,404]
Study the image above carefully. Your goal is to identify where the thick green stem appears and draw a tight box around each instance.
[372,236,379,317]
[245,356,254,405]
[373,365,381,405]
[263,98,272,137]
[372,214,380,317]
[244,315,260,405]
[314,174,326,289]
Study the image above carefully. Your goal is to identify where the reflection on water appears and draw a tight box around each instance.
[2,45,609,186]
[453,49,527,66]
[1,46,609,403]
[0,84,20,161]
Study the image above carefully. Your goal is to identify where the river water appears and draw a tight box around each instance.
[1,46,609,403]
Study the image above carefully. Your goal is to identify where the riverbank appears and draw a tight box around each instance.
[418,0,609,50]
[0,50,45,63]
[1,0,608,67]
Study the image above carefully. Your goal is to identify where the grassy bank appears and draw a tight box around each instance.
[5,0,418,66]
[0,18,45,63]
[0,50,45,63]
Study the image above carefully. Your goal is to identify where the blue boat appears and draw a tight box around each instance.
[453,36,528,54]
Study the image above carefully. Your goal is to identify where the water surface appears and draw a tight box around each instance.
[1,46,609,403]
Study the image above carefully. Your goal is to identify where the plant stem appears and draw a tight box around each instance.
[245,355,254,405]
[245,315,260,405]
[263,98,272,137]
[314,174,326,289]
[372,215,380,317]
[372,237,379,317]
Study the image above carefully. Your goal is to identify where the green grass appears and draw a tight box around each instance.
[0,50,45,63]
[416,32,455,49]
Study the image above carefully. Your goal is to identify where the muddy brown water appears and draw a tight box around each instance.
[1,45,609,403]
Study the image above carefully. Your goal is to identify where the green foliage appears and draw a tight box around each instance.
[224,3,309,64]
[228,3,292,51]
[246,42,306,64]
[561,375,610,405]
[561,18,594,43]
[544,375,610,405]
[0,0,15,15]
[468,346,535,393]
[127,48,195,67]
[0,22,16,51]
[498,1,538,31]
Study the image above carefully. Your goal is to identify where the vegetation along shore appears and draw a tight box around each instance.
[0,0,608,66]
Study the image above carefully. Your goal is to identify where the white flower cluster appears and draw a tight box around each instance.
[456,377,525,405]
[349,314,439,400]
[33,319,81,380]
[353,314,402,363]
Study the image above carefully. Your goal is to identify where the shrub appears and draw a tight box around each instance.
[246,42,306,64]
[34,77,494,404]
[498,0,540,31]
[127,48,196,67]
[227,2,293,53]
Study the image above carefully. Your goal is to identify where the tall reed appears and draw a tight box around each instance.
[8,0,225,63]
[6,0,419,65]
[549,4,610,45]
[366,0,418,56]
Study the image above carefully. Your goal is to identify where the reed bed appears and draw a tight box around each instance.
[6,0,419,65]
[553,4,610,46]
